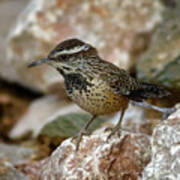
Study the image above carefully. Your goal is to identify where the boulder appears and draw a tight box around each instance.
[137,3,180,91]
[39,128,151,180]
[142,104,180,180]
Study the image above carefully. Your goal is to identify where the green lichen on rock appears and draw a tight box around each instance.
[39,113,107,138]
[153,56,180,88]
[137,15,180,90]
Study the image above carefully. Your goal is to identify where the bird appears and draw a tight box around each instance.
[28,38,173,151]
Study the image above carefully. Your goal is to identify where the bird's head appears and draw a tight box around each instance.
[28,38,98,74]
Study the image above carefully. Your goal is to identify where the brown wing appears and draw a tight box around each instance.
[96,59,140,96]
[91,58,169,102]
[83,57,141,99]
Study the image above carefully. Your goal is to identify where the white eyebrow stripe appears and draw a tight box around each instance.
[54,45,87,57]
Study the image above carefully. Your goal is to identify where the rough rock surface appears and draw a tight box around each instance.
[142,104,180,180]
[5,0,163,91]
[0,0,29,83]
[38,128,151,180]
[15,104,179,180]
[0,143,33,180]
[137,3,180,90]
[0,161,30,180]
[0,143,34,165]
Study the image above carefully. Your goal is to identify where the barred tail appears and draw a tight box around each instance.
[127,82,170,101]
[139,82,170,98]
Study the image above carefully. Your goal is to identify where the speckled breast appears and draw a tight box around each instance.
[64,75,129,115]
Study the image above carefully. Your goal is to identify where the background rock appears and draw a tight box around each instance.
[0,143,34,165]
[0,0,30,87]
[4,0,163,92]
[9,95,75,138]
[0,79,34,139]
[0,0,33,140]
[142,104,180,180]
[39,113,107,138]
[137,2,180,91]
[0,162,30,180]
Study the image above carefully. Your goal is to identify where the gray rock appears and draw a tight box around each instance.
[0,161,30,180]
[0,0,30,86]
[0,0,29,38]
[0,142,33,180]
[137,6,180,90]
[0,143,34,165]
[142,104,180,180]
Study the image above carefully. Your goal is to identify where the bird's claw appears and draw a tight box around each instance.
[106,127,121,142]
[162,107,176,120]
[71,129,91,151]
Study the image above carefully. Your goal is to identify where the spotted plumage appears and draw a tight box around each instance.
[28,38,170,151]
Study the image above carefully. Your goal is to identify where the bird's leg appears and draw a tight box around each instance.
[131,101,176,119]
[107,107,126,140]
[75,115,97,151]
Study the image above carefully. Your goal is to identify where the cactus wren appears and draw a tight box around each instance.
[28,38,173,151]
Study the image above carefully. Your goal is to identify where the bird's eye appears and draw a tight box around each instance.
[83,44,90,51]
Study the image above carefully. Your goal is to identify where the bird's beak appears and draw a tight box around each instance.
[28,57,49,68]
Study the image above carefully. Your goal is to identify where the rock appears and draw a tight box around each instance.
[0,143,34,165]
[38,127,150,180]
[9,95,78,138]
[0,142,33,180]
[142,104,180,180]
[0,0,29,38]
[16,104,179,179]
[39,113,107,139]
[0,80,31,138]
[0,161,30,180]
[5,0,163,91]
[37,113,108,152]
[15,159,48,180]
[137,6,180,91]
[0,0,30,86]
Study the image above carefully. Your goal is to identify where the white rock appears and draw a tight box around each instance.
[142,104,180,180]
[9,95,82,138]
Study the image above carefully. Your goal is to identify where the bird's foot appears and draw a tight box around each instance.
[72,129,90,151]
[162,107,176,120]
[106,126,121,141]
